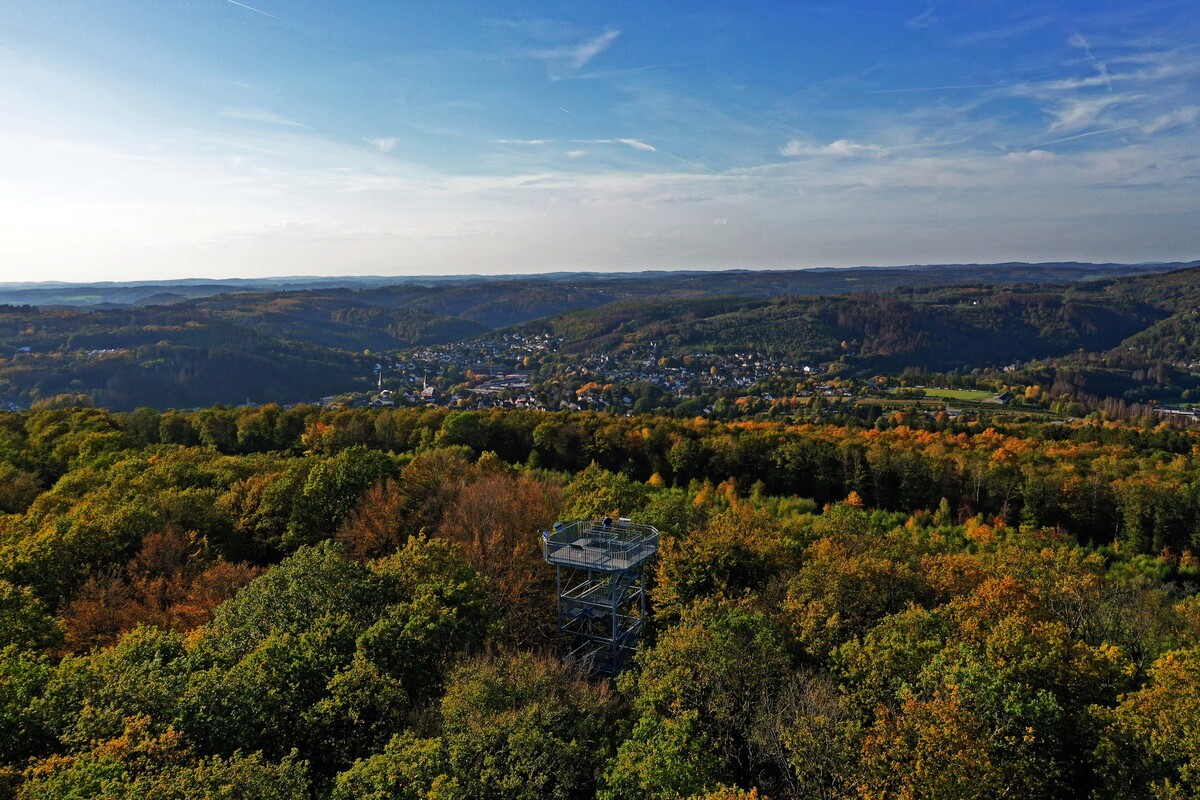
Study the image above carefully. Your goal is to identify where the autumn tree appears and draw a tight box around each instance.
[561,462,648,520]
[653,506,782,623]
[437,472,561,646]
[617,598,791,790]
[1093,646,1200,800]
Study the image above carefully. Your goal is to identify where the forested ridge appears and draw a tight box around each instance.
[530,289,1160,368]
[2,262,1185,309]
[5,264,1200,411]
[3,403,1200,798]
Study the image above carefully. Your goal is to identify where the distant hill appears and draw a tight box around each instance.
[514,284,1164,371]
[1,262,1198,409]
[130,292,189,306]
[1,261,1192,308]
[0,294,487,409]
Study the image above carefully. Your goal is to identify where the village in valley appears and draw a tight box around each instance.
[356,330,1045,424]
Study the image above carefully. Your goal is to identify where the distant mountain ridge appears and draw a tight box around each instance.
[2,261,1194,308]
[1,261,1199,409]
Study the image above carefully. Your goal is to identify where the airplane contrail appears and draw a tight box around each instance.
[1034,124,1136,147]
[227,0,279,19]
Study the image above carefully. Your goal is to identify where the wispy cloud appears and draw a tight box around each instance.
[782,139,888,158]
[615,138,655,152]
[1034,125,1138,148]
[220,108,306,127]
[1046,94,1132,132]
[534,29,621,76]
[951,15,1055,46]
[868,82,1016,94]
[995,41,1200,143]
[490,139,554,145]
[1143,105,1199,134]
[573,138,657,152]
[907,3,939,29]
[566,137,713,171]
[1040,74,1123,92]
[568,62,690,81]
[226,0,278,20]
[1003,149,1056,163]
[364,137,398,153]
[1068,32,1112,92]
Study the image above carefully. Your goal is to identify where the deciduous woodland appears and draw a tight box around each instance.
[6,264,1200,414]
[2,404,1200,798]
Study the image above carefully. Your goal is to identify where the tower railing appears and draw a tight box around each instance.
[542,518,659,676]
[542,519,659,571]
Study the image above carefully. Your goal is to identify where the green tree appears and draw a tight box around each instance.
[284,446,395,549]
[360,537,496,700]
[749,671,861,800]
[191,542,373,667]
[438,652,616,800]
[332,732,462,800]
[561,462,648,520]
[622,599,790,785]
[599,711,728,800]
[653,507,779,623]
[35,626,190,751]
[783,534,924,657]
[17,717,310,800]
[0,462,41,515]
[0,580,63,651]
[301,654,410,772]
[195,407,239,453]
[0,645,53,764]
[1093,646,1200,800]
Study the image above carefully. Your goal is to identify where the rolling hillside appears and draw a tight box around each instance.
[2,263,1199,410]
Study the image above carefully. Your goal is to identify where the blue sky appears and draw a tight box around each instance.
[1,1,1198,280]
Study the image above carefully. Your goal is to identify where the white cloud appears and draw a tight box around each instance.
[534,29,621,73]
[226,0,278,20]
[1018,49,1198,95]
[364,137,398,153]
[999,43,1200,141]
[567,150,587,158]
[781,139,888,158]
[1039,74,1119,92]
[5,124,1199,280]
[1068,32,1113,92]
[616,138,656,152]
[219,108,306,127]
[1046,94,1129,132]
[1144,105,1199,134]
[490,139,553,145]
[1034,126,1137,147]
[572,138,658,152]
[1003,149,1055,162]
[907,3,939,29]
[950,15,1055,46]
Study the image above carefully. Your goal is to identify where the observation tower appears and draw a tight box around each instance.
[541,517,659,676]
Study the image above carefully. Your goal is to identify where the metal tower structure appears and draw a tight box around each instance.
[541,518,659,676]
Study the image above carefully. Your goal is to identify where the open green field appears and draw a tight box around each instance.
[920,388,994,401]
[860,394,1066,421]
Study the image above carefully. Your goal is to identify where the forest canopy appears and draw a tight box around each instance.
[1,403,1199,798]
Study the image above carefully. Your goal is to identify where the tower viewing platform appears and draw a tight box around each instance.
[542,518,659,572]
[542,518,659,676]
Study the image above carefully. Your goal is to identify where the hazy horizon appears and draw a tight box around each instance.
[3,1,1198,282]
[3,258,1199,289]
